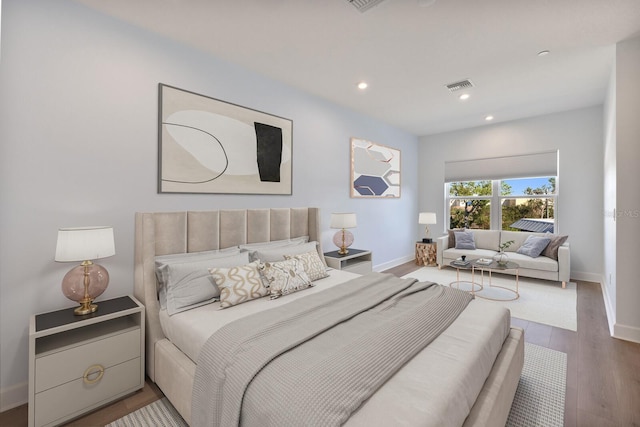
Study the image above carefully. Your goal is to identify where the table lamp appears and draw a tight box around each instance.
[419,212,437,243]
[55,226,115,315]
[330,213,357,255]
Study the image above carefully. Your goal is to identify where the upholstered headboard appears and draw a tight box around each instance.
[134,207,322,380]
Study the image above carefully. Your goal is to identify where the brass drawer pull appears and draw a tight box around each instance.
[83,364,105,385]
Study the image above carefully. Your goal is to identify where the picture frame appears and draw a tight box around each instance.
[350,137,401,198]
[158,84,293,195]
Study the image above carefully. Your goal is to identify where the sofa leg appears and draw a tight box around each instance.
[562,281,566,289]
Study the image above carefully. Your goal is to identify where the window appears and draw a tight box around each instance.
[501,177,556,232]
[446,176,557,232]
[448,180,492,229]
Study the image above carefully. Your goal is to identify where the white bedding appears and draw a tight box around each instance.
[159,269,511,427]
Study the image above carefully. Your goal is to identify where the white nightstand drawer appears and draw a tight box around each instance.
[35,328,140,393]
[34,357,141,427]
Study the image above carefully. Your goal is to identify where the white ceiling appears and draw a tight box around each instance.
[75,0,640,136]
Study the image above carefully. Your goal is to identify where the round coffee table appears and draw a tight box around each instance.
[448,260,483,294]
[471,259,520,301]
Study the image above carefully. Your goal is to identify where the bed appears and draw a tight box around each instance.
[134,207,524,427]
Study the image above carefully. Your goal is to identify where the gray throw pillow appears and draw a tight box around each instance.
[454,231,476,250]
[447,228,465,249]
[517,235,551,258]
[541,235,568,260]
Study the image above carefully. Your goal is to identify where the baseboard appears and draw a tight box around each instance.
[569,270,602,283]
[0,381,27,413]
[373,254,414,272]
[599,275,617,337]
[613,323,640,344]
[598,275,640,343]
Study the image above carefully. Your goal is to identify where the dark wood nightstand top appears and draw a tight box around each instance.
[35,296,138,332]
[324,248,369,258]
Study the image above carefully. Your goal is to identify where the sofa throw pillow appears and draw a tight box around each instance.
[210,261,269,309]
[517,235,551,258]
[454,231,476,250]
[541,235,568,260]
[447,228,465,249]
[259,258,313,300]
[284,250,329,281]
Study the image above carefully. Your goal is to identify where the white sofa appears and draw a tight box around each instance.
[436,229,570,288]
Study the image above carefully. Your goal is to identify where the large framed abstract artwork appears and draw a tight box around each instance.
[350,137,401,198]
[158,84,292,195]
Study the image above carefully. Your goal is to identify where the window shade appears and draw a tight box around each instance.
[444,151,558,182]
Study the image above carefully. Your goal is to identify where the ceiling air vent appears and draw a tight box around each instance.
[445,79,474,92]
[348,0,388,12]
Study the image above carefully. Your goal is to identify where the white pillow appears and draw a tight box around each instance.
[249,241,319,263]
[259,259,313,300]
[284,250,329,281]
[157,251,249,315]
[155,247,242,300]
[211,261,269,309]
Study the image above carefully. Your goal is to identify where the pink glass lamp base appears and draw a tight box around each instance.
[61,262,109,315]
[333,229,354,255]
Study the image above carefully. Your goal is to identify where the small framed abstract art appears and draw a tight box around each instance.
[350,137,401,198]
[158,84,292,195]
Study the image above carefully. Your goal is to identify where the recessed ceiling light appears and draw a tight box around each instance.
[485,115,494,121]
[537,50,550,57]
[459,93,470,100]
[357,82,368,90]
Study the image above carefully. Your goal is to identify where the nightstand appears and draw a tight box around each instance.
[28,295,145,427]
[415,241,437,266]
[324,249,372,274]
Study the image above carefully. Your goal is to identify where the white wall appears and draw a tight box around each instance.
[418,106,604,280]
[610,36,640,342]
[603,51,617,328]
[0,0,418,408]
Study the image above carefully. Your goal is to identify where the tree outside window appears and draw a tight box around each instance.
[447,177,556,231]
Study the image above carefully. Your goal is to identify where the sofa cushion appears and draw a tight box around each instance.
[542,235,569,260]
[454,231,476,249]
[472,229,501,251]
[443,248,497,261]
[517,235,551,258]
[507,252,558,272]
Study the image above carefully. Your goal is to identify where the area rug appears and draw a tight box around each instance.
[403,267,577,331]
[105,343,566,427]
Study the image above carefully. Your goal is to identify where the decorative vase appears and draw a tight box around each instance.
[493,250,510,267]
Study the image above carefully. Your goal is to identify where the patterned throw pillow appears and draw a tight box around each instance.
[284,250,328,281]
[209,261,268,309]
[259,258,313,300]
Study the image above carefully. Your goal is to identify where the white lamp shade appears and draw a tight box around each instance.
[55,226,115,262]
[330,213,357,229]
[418,212,437,225]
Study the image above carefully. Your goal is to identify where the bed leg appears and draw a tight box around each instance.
[562,281,566,289]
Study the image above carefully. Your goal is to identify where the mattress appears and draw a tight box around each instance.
[159,269,511,426]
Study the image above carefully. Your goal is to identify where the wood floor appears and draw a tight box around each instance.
[2,261,639,427]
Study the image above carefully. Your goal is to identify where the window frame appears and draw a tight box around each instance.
[445,177,558,232]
